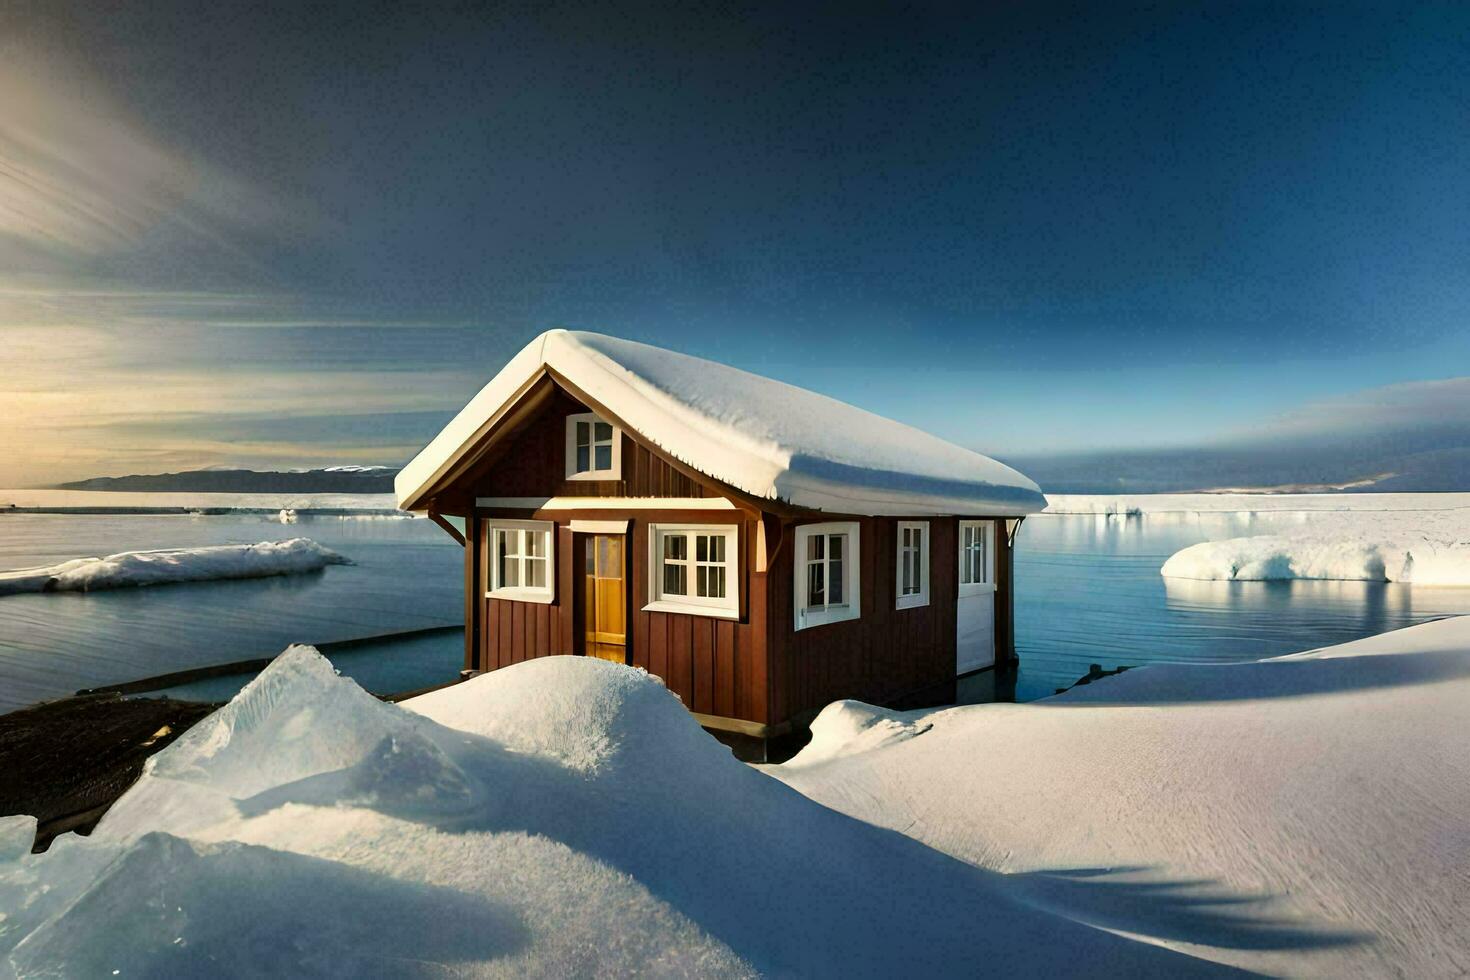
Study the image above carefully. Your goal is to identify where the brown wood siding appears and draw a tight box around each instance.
[470,389,718,499]
[476,510,768,724]
[767,516,962,724]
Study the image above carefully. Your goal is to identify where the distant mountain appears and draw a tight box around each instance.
[56,467,399,493]
[1003,445,1470,495]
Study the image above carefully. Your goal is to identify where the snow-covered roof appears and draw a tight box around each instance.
[396,329,1045,517]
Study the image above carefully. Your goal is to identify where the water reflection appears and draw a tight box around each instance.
[1016,515,1470,701]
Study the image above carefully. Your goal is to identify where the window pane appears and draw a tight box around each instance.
[696,565,708,597]
[577,445,590,471]
[696,535,708,563]
[664,562,687,596]
[594,421,612,442]
[594,444,612,470]
[807,561,825,607]
[664,534,686,561]
[526,531,544,557]
[710,534,725,563]
[902,552,912,593]
[527,557,546,588]
[829,534,843,561]
[829,558,844,604]
[709,565,726,599]
[576,421,589,447]
[503,553,519,587]
[807,535,824,561]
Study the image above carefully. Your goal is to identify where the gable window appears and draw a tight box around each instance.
[794,522,861,630]
[645,524,739,619]
[958,520,995,596]
[565,412,621,480]
[895,521,929,609]
[486,519,555,603]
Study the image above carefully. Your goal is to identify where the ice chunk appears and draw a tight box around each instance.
[0,538,349,596]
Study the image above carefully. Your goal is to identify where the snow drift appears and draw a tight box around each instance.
[7,625,1470,974]
[396,329,1045,517]
[0,539,349,596]
[776,617,1470,977]
[4,647,1258,977]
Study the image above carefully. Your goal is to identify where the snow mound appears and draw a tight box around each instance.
[1161,532,1470,584]
[396,329,1045,517]
[784,700,933,767]
[0,539,348,596]
[103,645,473,838]
[774,616,1470,977]
[53,626,1470,974]
[407,656,704,773]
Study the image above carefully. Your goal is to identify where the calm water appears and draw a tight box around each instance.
[1014,513,1470,700]
[3,506,1468,713]
[0,513,462,711]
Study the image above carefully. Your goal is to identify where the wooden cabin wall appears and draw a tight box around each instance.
[475,508,770,725]
[766,517,961,723]
[475,389,720,499]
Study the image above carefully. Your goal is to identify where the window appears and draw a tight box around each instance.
[565,412,621,480]
[646,524,739,618]
[486,520,555,603]
[958,520,995,596]
[794,522,861,630]
[895,521,929,609]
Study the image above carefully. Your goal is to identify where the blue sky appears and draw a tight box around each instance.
[3,2,1468,485]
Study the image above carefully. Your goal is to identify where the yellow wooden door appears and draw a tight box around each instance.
[584,534,626,662]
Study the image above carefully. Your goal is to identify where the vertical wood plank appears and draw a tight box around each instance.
[715,619,736,717]
[670,615,692,707]
[650,613,669,684]
[559,526,575,656]
[693,618,714,714]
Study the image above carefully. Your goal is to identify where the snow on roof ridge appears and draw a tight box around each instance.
[396,329,1045,517]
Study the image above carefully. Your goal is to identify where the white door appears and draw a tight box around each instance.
[955,520,996,674]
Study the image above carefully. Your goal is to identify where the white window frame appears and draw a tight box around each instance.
[895,521,929,610]
[794,522,861,631]
[486,519,556,604]
[564,412,622,481]
[958,520,996,597]
[645,523,739,620]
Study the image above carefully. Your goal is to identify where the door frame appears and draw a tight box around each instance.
[574,524,632,664]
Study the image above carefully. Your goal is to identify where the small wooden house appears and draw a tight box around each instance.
[397,330,1044,751]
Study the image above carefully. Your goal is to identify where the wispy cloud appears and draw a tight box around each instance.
[0,325,495,486]
[0,49,320,269]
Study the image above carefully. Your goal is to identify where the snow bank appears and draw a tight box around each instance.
[0,538,349,595]
[397,329,1045,517]
[776,617,1470,977]
[4,647,1243,977]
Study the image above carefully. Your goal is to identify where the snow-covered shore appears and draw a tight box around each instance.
[776,617,1470,977]
[4,621,1470,975]
[0,539,349,595]
[0,489,402,515]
